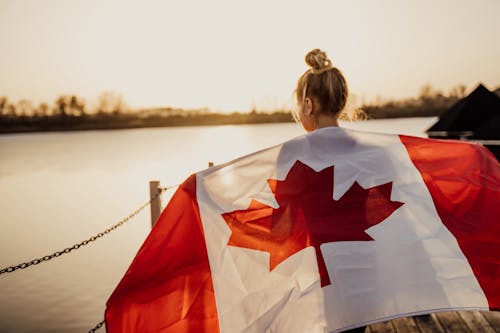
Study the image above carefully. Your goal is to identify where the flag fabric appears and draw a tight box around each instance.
[105,127,500,333]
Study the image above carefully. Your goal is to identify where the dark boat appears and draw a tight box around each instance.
[426,84,500,161]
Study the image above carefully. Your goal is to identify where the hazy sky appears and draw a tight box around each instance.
[1,0,499,112]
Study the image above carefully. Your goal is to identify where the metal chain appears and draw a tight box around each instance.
[88,320,105,333]
[0,185,176,275]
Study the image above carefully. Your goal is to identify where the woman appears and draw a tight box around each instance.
[294,48,351,132]
[295,48,367,333]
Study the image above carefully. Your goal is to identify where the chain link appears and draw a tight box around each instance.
[88,319,105,333]
[0,185,177,275]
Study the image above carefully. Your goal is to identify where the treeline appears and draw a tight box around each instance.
[362,84,468,119]
[0,91,126,118]
[0,111,295,133]
[0,84,478,134]
[0,91,294,133]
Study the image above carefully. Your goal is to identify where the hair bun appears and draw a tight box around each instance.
[305,48,333,74]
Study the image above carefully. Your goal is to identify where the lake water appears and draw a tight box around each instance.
[0,117,437,332]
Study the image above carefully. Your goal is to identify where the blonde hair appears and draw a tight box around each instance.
[295,49,362,121]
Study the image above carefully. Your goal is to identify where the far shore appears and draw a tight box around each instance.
[2,84,473,134]
[0,107,446,135]
[0,110,295,134]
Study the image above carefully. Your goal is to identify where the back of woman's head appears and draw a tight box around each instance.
[295,49,348,117]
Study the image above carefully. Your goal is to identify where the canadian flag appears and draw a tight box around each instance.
[105,127,500,332]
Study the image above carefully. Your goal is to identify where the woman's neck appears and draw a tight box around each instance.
[315,113,339,129]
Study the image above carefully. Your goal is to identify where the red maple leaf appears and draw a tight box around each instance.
[222,160,403,287]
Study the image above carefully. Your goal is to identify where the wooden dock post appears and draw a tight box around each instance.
[149,161,213,228]
[149,180,162,228]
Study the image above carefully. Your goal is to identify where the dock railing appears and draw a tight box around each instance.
[149,162,214,228]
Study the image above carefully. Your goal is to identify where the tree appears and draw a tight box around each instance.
[0,97,7,116]
[419,84,434,100]
[448,84,467,99]
[5,103,17,117]
[35,102,50,117]
[69,95,86,116]
[54,95,70,117]
[96,91,126,114]
[418,84,443,107]
[16,99,34,116]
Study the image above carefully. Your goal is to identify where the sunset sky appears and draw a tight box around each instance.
[1,0,499,112]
